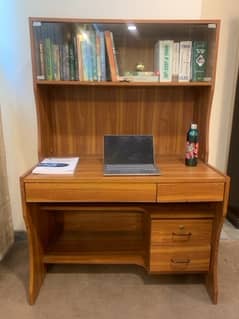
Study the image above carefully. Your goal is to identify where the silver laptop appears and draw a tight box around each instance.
[104,135,160,175]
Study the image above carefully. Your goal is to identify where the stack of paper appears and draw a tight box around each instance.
[32,157,79,174]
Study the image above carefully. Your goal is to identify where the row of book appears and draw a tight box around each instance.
[154,40,208,82]
[33,22,208,83]
[33,22,119,81]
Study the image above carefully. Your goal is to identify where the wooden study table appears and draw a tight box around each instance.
[21,156,229,304]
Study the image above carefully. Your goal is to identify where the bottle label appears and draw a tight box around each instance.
[186,142,199,159]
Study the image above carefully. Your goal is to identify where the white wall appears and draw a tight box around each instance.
[0,0,202,230]
[201,0,239,172]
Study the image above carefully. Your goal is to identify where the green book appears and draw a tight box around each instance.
[44,38,53,80]
[192,41,208,81]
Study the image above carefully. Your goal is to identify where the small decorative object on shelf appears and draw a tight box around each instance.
[135,62,145,72]
[185,123,199,166]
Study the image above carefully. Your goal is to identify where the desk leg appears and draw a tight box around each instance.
[22,202,46,304]
[205,204,224,304]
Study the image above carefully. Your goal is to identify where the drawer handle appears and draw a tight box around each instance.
[171,258,191,264]
[172,232,192,238]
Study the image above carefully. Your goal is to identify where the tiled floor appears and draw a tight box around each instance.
[221,218,239,240]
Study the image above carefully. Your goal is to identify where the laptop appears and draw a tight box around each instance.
[103,135,160,175]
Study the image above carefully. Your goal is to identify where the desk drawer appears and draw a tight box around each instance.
[150,246,210,272]
[151,219,212,246]
[25,182,156,202]
[157,182,224,202]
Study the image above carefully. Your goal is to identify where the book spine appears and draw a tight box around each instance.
[85,30,93,81]
[110,32,119,78]
[73,36,79,80]
[104,30,118,81]
[62,43,70,81]
[76,33,84,80]
[99,31,106,81]
[159,40,173,82]
[178,41,192,82]
[32,22,45,80]
[95,31,101,81]
[172,42,180,81]
[52,44,61,80]
[69,41,76,80]
[192,41,208,81]
[39,41,45,80]
[80,35,89,81]
[44,37,53,80]
[89,30,98,81]
[154,40,160,76]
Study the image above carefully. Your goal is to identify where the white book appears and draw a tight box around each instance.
[32,157,79,175]
[172,42,180,81]
[159,40,174,82]
[178,41,192,82]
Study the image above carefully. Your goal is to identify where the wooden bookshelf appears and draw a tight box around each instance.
[20,18,229,305]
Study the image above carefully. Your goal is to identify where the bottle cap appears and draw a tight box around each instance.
[191,123,197,129]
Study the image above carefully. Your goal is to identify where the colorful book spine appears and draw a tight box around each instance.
[178,41,192,82]
[95,31,101,81]
[76,32,84,80]
[104,30,118,81]
[192,41,208,81]
[159,40,173,82]
[99,31,106,81]
[89,30,98,81]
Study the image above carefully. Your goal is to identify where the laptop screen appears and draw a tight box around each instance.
[104,135,154,165]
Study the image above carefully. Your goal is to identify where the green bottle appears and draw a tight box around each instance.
[185,123,199,166]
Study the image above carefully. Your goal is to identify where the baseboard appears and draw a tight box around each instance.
[14,231,27,241]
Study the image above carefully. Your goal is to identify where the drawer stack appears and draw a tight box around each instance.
[149,219,212,273]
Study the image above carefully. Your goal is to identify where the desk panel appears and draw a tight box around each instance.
[25,182,156,202]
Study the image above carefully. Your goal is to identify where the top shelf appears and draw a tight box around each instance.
[30,18,219,85]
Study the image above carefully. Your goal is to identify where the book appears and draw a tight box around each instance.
[178,41,192,82]
[154,40,160,75]
[159,40,174,82]
[104,30,118,81]
[119,75,159,82]
[192,41,208,81]
[99,31,107,81]
[32,157,79,174]
[32,22,45,80]
[172,42,180,81]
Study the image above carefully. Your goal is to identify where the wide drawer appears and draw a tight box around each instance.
[157,182,224,202]
[24,182,156,202]
[150,246,210,272]
[151,219,212,246]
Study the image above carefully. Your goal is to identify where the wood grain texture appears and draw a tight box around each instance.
[157,182,224,202]
[150,246,211,273]
[25,182,156,202]
[151,219,212,246]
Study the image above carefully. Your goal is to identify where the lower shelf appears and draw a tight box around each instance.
[43,230,146,267]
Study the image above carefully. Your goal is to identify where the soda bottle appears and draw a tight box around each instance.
[185,123,199,166]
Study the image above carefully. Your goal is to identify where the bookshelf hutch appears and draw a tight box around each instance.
[20,18,229,304]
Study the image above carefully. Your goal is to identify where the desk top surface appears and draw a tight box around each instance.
[23,156,226,184]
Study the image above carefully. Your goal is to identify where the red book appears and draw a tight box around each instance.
[104,30,118,81]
